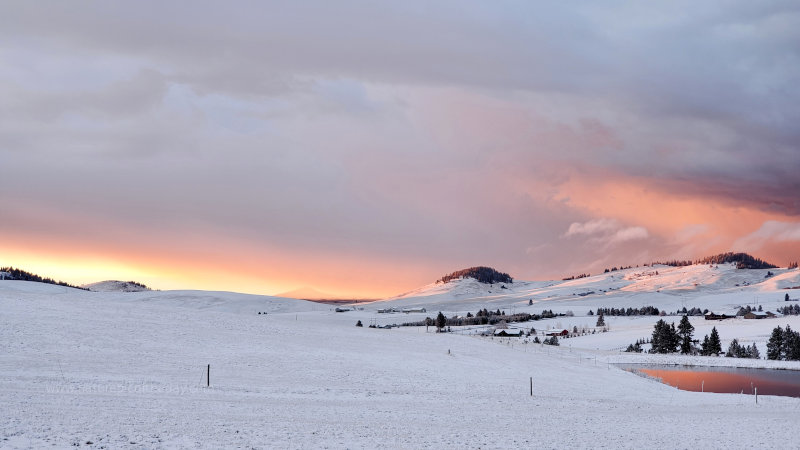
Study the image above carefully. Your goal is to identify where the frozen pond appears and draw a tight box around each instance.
[618,364,800,398]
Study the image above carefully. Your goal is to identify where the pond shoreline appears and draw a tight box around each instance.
[606,353,800,371]
[615,363,800,398]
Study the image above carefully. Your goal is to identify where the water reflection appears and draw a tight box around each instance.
[619,365,800,398]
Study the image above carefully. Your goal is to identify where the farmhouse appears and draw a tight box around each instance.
[704,312,732,320]
[546,329,569,337]
[494,329,523,337]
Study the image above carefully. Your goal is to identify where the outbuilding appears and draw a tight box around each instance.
[743,311,775,319]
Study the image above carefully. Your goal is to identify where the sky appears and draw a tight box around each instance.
[1,1,799,298]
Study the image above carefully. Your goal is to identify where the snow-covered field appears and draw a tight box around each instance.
[3,264,800,449]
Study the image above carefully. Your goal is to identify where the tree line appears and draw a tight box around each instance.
[649,252,778,269]
[0,266,87,291]
[625,316,760,358]
[402,308,569,329]
[777,304,800,316]
[592,306,660,316]
[562,273,590,281]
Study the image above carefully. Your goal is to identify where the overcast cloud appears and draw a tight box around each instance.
[1,1,799,295]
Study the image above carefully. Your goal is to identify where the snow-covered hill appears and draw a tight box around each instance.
[83,280,152,292]
[373,263,800,314]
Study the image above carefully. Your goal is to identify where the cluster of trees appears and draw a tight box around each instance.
[698,328,723,356]
[767,326,800,361]
[625,339,646,353]
[437,266,512,284]
[537,309,557,319]
[603,266,634,273]
[125,280,150,290]
[677,306,707,316]
[650,252,777,270]
[543,336,560,346]
[736,305,763,315]
[778,304,800,316]
[650,319,682,353]
[404,309,536,328]
[785,293,797,302]
[650,259,693,267]
[699,252,777,269]
[562,273,590,281]
[726,339,760,359]
[637,319,800,360]
[646,317,723,355]
[0,266,87,290]
[593,306,660,316]
[789,261,798,269]
[403,307,571,328]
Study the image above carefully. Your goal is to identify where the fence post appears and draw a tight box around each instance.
[207,364,210,387]
[530,377,533,396]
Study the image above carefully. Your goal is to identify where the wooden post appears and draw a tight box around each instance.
[530,377,533,396]
[755,387,757,404]
[701,380,704,392]
[207,364,210,387]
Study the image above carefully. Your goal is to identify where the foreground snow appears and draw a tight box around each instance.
[2,279,800,449]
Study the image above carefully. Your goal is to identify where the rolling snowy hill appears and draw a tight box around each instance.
[83,280,153,292]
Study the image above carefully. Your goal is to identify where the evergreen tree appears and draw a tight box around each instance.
[767,326,784,360]
[700,335,711,356]
[726,339,741,358]
[588,310,594,316]
[596,313,605,327]
[786,293,791,302]
[356,320,363,327]
[784,325,800,361]
[749,344,760,359]
[708,327,722,355]
[650,319,679,353]
[668,323,680,352]
[435,312,446,331]
[677,315,694,354]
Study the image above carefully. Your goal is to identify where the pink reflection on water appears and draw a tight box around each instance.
[634,367,800,397]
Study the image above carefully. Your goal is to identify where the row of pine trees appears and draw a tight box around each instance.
[629,317,758,358]
[628,317,800,360]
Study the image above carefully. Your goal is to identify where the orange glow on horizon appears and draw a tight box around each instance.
[4,167,798,298]
[0,236,425,299]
